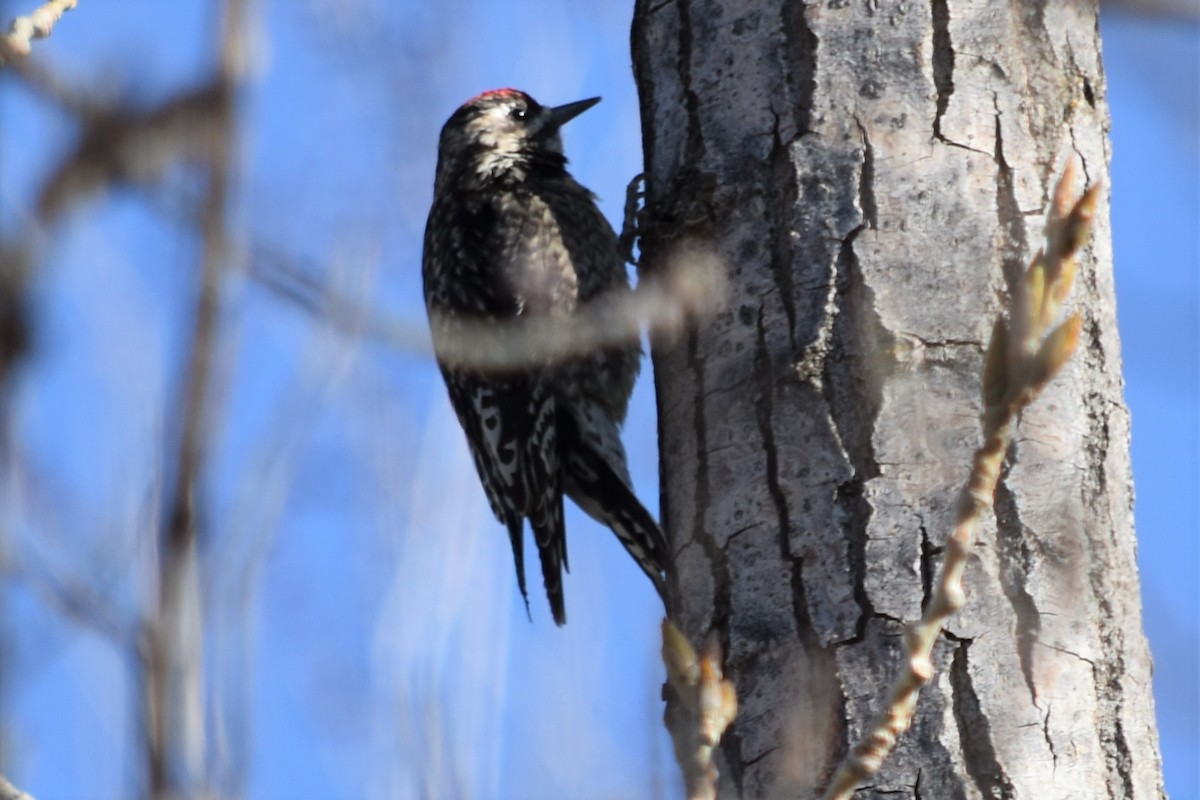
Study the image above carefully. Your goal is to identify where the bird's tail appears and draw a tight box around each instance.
[528,494,567,625]
[505,516,532,621]
[522,390,569,625]
[559,413,670,606]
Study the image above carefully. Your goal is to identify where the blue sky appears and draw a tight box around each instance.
[0,3,1195,799]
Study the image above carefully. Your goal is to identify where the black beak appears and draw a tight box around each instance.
[547,97,601,130]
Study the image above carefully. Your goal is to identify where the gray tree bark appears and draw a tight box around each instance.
[631,1,1164,797]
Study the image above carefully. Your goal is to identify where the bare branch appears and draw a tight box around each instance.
[142,1,247,796]
[429,242,725,371]
[245,237,726,371]
[662,621,737,800]
[37,83,232,222]
[0,774,35,800]
[0,0,76,64]
[820,160,1099,799]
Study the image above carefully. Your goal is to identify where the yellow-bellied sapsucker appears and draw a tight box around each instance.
[422,89,668,624]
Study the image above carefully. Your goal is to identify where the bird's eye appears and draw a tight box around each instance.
[510,105,528,121]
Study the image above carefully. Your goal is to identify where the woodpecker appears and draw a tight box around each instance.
[422,89,669,625]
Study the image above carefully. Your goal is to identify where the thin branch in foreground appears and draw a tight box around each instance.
[0,0,81,394]
[36,81,232,222]
[0,0,76,63]
[820,160,1100,800]
[142,1,246,796]
[244,235,726,370]
[429,240,726,371]
[0,774,35,800]
[662,620,737,800]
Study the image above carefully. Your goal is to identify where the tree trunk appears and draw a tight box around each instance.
[632,1,1164,797]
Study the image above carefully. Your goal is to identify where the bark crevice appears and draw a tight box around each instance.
[1042,704,1059,776]
[826,228,883,643]
[768,115,799,346]
[931,0,954,142]
[854,118,878,230]
[950,640,1017,800]
[993,103,1030,290]
[676,1,704,171]
[686,328,729,634]
[919,523,939,613]
[993,471,1043,708]
[754,308,792,560]
[780,0,817,137]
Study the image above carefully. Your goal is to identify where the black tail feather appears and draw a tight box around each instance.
[505,516,532,621]
[558,412,670,607]
[529,493,567,625]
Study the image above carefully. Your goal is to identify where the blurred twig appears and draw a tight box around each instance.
[662,621,737,800]
[245,237,726,370]
[0,0,85,403]
[0,0,76,64]
[0,774,35,800]
[140,1,245,796]
[37,82,232,221]
[422,248,723,369]
[207,248,368,795]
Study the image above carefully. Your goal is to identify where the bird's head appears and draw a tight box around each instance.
[434,89,600,190]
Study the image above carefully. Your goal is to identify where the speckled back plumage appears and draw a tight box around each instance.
[422,90,668,624]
